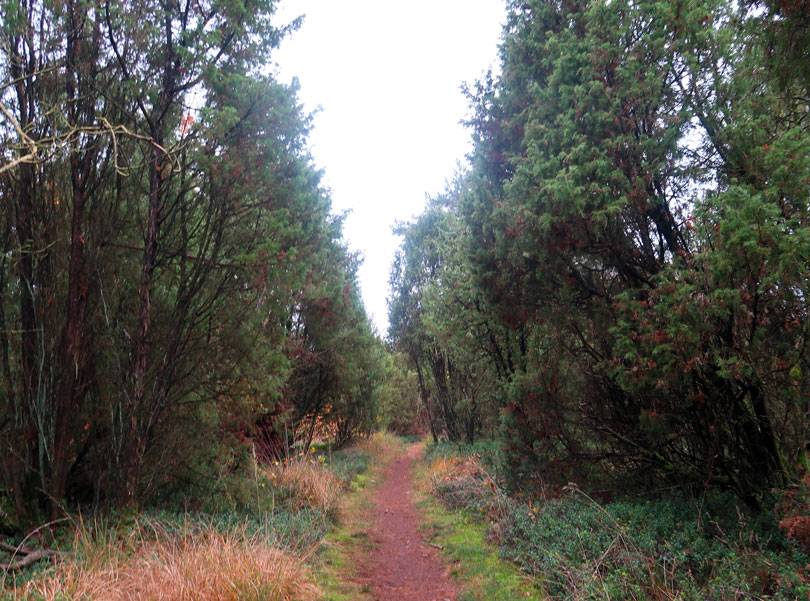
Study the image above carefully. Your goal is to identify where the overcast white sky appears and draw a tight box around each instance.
[272,1,506,334]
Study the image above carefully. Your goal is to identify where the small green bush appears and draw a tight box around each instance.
[499,490,810,600]
[322,448,371,484]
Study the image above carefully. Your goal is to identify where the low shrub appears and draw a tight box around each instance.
[425,442,810,600]
[499,487,810,600]
[424,439,507,483]
[774,475,810,554]
[426,453,514,526]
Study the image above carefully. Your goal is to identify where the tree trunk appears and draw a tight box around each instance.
[50,2,99,518]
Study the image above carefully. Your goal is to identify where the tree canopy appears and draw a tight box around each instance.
[389,0,810,506]
[0,0,384,522]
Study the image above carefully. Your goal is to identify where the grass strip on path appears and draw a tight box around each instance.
[411,450,546,601]
[311,433,402,601]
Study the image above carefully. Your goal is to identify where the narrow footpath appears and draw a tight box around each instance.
[361,444,459,601]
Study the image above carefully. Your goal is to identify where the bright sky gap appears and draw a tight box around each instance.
[272,1,507,333]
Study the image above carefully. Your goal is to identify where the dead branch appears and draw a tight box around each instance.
[1,518,69,577]
[0,541,33,555]
[5,548,61,571]
[1,106,177,176]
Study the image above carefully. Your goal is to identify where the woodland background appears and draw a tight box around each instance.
[390,0,810,511]
[1,0,809,546]
[0,0,404,525]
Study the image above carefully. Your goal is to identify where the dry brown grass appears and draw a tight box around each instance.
[264,433,401,515]
[265,458,342,517]
[9,521,318,601]
[352,431,402,464]
[425,454,513,526]
[426,455,487,488]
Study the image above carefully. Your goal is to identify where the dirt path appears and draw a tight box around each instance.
[361,444,459,601]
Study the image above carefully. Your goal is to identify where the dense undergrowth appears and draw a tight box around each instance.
[424,441,810,601]
[0,433,399,601]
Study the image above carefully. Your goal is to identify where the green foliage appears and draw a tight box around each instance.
[376,352,423,434]
[500,490,810,600]
[386,0,810,505]
[0,0,387,518]
[282,235,386,452]
[388,189,520,443]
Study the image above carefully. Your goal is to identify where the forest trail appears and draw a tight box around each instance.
[358,443,459,601]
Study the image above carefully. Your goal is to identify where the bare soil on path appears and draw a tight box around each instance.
[359,444,459,601]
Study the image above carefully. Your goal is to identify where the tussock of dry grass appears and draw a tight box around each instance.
[266,459,342,517]
[11,522,318,601]
[426,454,513,523]
[427,455,488,488]
[353,431,402,464]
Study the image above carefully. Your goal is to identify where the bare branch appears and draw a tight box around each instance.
[4,549,61,571]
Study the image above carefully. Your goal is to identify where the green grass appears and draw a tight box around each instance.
[311,468,377,601]
[413,461,545,601]
[202,507,331,551]
[320,447,371,484]
[312,515,375,601]
[421,440,810,601]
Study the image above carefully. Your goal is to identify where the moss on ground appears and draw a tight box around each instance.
[314,436,543,601]
[310,435,400,601]
[411,453,545,601]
